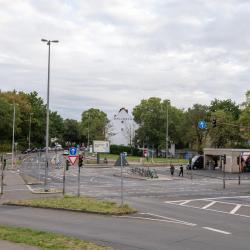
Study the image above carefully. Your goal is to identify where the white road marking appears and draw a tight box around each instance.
[230,204,242,214]
[180,200,191,205]
[202,201,216,209]
[165,195,250,204]
[119,215,196,226]
[166,200,250,218]
[202,227,231,235]
[140,213,197,226]
[26,185,34,192]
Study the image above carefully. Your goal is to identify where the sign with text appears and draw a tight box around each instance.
[93,141,110,153]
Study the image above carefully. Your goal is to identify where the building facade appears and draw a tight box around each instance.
[109,108,137,146]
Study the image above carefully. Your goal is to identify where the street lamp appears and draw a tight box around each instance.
[28,113,33,150]
[41,38,59,191]
[11,102,16,168]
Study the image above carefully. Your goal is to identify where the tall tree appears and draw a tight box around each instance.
[209,99,240,120]
[63,119,80,144]
[80,108,109,145]
[183,104,210,153]
[209,110,240,148]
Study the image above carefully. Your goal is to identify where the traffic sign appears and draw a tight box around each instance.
[68,156,78,165]
[69,147,77,156]
[198,120,206,129]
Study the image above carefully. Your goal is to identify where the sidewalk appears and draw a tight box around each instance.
[0,171,61,204]
[0,171,45,250]
[0,240,40,250]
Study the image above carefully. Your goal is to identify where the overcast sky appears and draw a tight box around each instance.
[0,0,249,120]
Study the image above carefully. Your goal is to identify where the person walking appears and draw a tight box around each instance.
[179,165,184,177]
[170,164,175,176]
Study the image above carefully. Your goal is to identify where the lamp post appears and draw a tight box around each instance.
[28,113,33,150]
[166,102,169,158]
[11,102,16,168]
[87,113,90,150]
[41,38,59,191]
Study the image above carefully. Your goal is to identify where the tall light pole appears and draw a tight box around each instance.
[87,113,90,150]
[41,38,59,191]
[28,113,33,150]
[11,102,16,168]
[166,102,169,158]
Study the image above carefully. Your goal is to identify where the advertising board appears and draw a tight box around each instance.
[93,141,110,153]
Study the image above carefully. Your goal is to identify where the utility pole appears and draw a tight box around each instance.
[28,113,33,150]
[11,102,16,168]
[41,38,59,192]
[87,113,90,150]
[120,153,124,206]
[166,102,169,158]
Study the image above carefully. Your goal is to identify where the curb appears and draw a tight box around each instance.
[26,185,62,194]
[2,203,137,216]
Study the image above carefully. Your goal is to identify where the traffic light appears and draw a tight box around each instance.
[78,155,83,167]
[66,159,70,171]
[212,118,217,128]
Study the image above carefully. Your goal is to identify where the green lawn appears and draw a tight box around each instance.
[0,224,113,250]
[100,153,188,164]
[4,196,136,215]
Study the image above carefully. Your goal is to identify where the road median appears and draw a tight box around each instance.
[3,196,136,215]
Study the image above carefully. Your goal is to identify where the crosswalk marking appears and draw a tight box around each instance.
[230,204,242,214]
[202,201,216,209]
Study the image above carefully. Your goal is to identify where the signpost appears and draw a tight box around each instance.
[93,141,110,164]
[68,147,78,166]
[120,152,124,206]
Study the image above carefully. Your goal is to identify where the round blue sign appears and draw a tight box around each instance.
[198,120,206,129]
[69,147,77,156]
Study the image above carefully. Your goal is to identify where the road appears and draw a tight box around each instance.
[1,152,250,250]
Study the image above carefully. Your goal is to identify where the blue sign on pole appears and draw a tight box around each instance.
[247,140,250,146]
[198,120,206,129]
[69,147,77,156]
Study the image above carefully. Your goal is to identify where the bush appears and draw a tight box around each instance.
[110,145,142,156]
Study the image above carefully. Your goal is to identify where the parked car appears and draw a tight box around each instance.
[187,155,204,170]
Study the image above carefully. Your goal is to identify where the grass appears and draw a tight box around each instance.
[4,196,136,215]
[0,224,113,250]
[100,153,188,164]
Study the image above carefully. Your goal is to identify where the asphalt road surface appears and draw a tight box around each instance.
[1,153,250,250]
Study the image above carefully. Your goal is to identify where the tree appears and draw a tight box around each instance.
[49,111,64,144]
[63,119,80,144]
[239,104,250,146]
[209,99,240,120]
[80,108,109,145]
[209,110,240,148]
[133,97,164,152]
[183,104,210,153]
[0,96,13,141]
[133,97,185,154]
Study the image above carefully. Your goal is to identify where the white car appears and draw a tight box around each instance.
[63,150,69,155]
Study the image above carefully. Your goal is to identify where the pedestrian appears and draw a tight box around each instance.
[179,165,184,177]
[170,164,175,176]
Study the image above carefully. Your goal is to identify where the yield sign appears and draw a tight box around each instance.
[68,156,78,166]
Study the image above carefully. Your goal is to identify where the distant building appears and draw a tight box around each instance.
[108,108,137,146]
[240,90,250,109]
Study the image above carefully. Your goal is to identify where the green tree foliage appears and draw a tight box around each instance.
[183,104,210,153]
[209,110,240,148]
[239,104,250,145]
[49,111,64,143]
[25,91,46,147]
[63,119,80,144]
[133,97,186,152]
[0,96,13,141]
[209,99,240,120]
[80,108,109,145]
